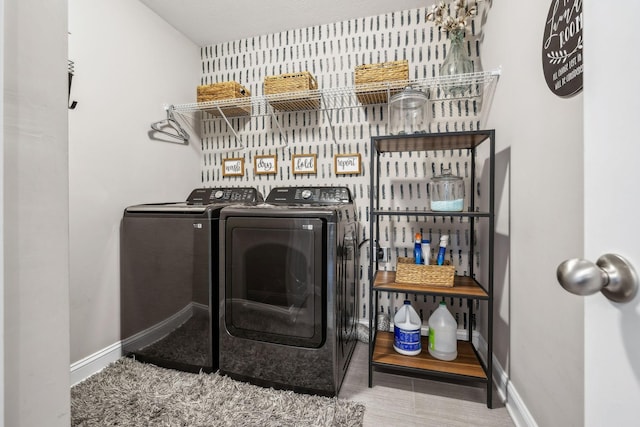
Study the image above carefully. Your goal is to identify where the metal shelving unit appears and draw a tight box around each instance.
[368,130,495,408]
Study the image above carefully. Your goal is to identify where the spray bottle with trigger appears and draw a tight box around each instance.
[414,232,423,265]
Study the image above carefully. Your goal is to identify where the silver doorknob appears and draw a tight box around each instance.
[556,253,638,303]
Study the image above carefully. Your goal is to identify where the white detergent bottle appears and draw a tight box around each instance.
[428,301,458,361]
[393,300,422,356]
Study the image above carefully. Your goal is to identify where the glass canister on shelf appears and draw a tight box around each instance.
[388,87,429,135]
[429,169,465,212]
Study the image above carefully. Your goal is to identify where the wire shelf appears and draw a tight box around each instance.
[164,69,500,149]
[171,69,500,124]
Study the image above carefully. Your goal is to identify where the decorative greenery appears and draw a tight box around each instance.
[426,0,481,32]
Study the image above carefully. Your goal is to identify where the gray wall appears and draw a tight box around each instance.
[68,0,201,363]
[482,1,584,426]
[3,0,70,425]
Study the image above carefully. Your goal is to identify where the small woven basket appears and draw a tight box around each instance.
[354,60,409,104]
[395,257,455,287]
[197,81,251,116]
[264,71,320,111]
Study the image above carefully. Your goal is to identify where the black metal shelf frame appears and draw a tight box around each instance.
[367,129,495,408]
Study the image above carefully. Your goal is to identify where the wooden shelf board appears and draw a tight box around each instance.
[372,130,493,152]
[373,271,489,299]
[372,331,487,380]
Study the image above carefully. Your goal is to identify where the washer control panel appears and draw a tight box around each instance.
[266,187,352,205]
[186,188,263,205]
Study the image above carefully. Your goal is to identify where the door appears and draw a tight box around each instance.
[224,216,326,348]
[583,1,640,425]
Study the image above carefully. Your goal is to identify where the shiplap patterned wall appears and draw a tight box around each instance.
[199,6,488,331]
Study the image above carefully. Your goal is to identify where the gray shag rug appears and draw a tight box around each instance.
[71,357,365,426]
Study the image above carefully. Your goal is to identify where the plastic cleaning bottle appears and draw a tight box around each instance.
[393,300,422,356]
[428,301,458,361]
[421,239,431,265]
[413,233,423,264]
[436,234,449,265]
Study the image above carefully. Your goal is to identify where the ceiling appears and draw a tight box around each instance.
[139,0,428,46]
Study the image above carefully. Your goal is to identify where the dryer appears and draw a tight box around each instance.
[218,186,359,396]
[120,187,262,373]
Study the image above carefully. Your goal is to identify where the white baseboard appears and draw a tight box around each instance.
[70,341,122,386]
[504,381,538,427]
[473,333,537,427]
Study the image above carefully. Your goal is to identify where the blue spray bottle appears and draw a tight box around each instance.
[413,233,423,264]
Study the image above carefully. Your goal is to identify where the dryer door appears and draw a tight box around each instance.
[223,216,326,348]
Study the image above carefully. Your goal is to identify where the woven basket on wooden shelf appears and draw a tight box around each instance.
[354,60,409,104]
[197,81,251,117]
[264,71,320,111]
[395,257,455,287]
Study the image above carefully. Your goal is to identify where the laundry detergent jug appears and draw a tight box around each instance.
[428,301,458,361]
[393,300,422,356]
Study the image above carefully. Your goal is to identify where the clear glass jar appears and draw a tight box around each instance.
[388,87,429,135]
[429,169,465,211]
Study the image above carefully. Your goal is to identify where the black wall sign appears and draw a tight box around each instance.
[542,0,583,97]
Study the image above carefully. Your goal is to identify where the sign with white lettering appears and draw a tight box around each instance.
[254,154,277,175]
[334,154,362,175]
[292,154,317,174]
[222,158,244,177]
[542,0,583,97]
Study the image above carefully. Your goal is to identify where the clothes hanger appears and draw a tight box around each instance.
[150,106,190,143]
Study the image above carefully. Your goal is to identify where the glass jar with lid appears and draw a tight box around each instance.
[429,169,465,212]
[388,87,429,135]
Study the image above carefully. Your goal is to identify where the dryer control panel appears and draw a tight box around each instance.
[266,187,352,205]
[187,187,263,205]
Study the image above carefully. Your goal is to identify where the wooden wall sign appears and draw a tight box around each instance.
[222,158,244,177]
[542,0,583,97]
[254,154,277,175]
[334,154,362,175]
[292,154,317,174]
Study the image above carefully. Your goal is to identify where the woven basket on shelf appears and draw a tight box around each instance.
[395,257,455,287]
[354,60,409,104]
[197,81,251,117]
[264,71,320,111]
